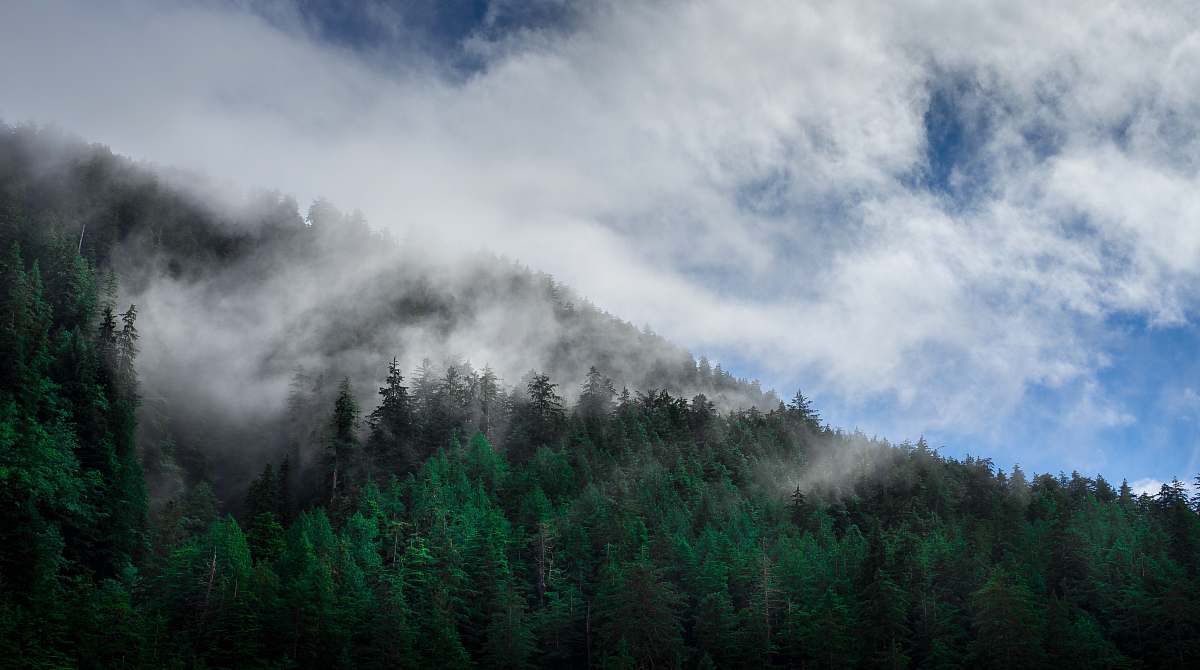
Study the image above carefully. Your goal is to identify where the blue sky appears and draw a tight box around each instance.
[3,0,1199,492]
[848,317,1200,489]
[704,317,1200,491]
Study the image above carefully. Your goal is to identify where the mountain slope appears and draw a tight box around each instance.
[1,123,1198,669]
[1,122,776,500]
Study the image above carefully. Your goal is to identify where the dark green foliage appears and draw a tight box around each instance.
[969,568,1046,668]
[4,123,1200,669]
[0,241,146,668]
[327,377,360,506]
[366,357,416,477]
[594,553,685,668]
[162,374,1185,670]
[8,260,1200,670]
[508,372,566,463]
[577,366,616,421]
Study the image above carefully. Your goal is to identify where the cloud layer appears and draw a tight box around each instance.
[3,0,1199,477]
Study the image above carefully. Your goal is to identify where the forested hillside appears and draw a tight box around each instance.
[0,123,776,504]
[2,123,1199,668]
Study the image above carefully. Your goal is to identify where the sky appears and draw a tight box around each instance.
[2,0,1199,492]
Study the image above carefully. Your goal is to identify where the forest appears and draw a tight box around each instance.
[2,123,1199,668]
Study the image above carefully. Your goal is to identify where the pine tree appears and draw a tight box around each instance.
[115,304,139,394]
[791,485,809,528]
[788,389,821,429]
[1118,478,1133,507]
[969,568,1045,669]
[697,355,713,385]
[478,365,501,439]
[577,366,615,420]
[327,378,360,505]
[366,358,415,478]
[859,525,911,668]
[509,372,565,462]
[593,554,684,668]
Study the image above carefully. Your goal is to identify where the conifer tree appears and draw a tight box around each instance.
[509,372,565,462]
[366,357,414,478]
[478,365,501,438]
[327,378,360,505]
[593,554,684,668]
[577,366,615,420]
[970,568,1046,669]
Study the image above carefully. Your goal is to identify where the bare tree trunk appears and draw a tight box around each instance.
[536,521,551,606]
[204,551,217,606]
[762,539,772,653]
[331,456,339,506]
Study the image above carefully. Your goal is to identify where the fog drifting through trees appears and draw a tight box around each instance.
[2,124,1199,669]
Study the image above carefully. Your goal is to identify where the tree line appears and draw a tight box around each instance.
[3,236,1200,668]
[2,122,1199,668]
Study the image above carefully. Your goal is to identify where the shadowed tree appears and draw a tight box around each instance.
[593,554,685,669]
[327,377,360,505]
[366,357,415,478]
[970,568,1046,669]
[508,372,565,463]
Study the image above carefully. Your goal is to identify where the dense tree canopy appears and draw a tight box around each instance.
[2,123,1199,668]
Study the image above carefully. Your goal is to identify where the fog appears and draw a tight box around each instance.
[5,0,1200,485]
[0,126,779,499]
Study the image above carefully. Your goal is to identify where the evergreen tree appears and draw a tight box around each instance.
[859,526,911,668]
[577,366,615,420]
[593,554,684,669]
[5,128,1200,668]
[969,568,1046,669]
[478,365,501,438]
[327,378,360,505]
[509,372,565,462]
[788,389,821,430]
[366,357,415,478]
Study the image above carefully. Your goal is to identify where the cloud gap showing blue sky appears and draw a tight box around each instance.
[2,0,1199,487]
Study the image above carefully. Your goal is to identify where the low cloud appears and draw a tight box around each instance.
[1130,478,1165,497]
[4,0,1199,477]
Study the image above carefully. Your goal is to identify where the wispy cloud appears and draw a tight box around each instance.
[3,0,1199,477]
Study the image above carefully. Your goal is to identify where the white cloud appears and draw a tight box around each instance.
[1130,477,1199,498]
[3,0,1199,472]
[1130,478,1165,497]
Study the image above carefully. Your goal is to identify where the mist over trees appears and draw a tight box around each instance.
[0,122,777,504]
[2,123,1200,668]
